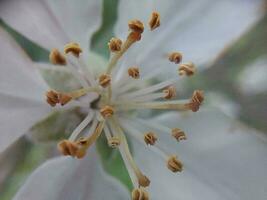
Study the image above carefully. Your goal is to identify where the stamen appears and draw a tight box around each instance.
[186,90,204,112]
[99,74,111,88]
[149,11,160,31]
[108,37,123,52]
[179,62,196,76]
[49,48,66,65]
[100,105,115,118]
[144,132,158,145]
[108,136,121,148]
[128,67,140,79]
[167,155,183,172]
[132,188,149,200]
[46,90,59,107]
[128,20,144,33]
[163,86,176,99]
[171,128,187,142]
[57,93,72,106]
[168,52,183,64]
[57,140,78,157]
[64,42,82,57]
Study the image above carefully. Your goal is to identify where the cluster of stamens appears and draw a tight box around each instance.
[45,11,204,200]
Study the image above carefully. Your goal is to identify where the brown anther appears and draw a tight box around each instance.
[138,174,150,187]
[100,105,114,118]
[149,11,160,30]
[64,42,82,57]
[58,93,72,106]
[108,37,122,52]
[144,132,157,145]
[167,155,183,172]
[179,62,196,76]
[99,74,111,88]
[46,90,59,107]
[169,52,183,64]
[187,90,204,112]
[132,188,149,200]
[163,86,176,99]
[128,67,140,79]
[57,140,78,157]
[128,31,142,41]
[49,48,66,65]
[172,128,187,141]
[108,137,120,148]
[128,19,144,33]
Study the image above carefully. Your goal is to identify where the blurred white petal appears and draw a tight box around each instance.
[116,0,263,72]
[14,148,129,200]
[0,28,50,153]
[133,109,267,200]
[0,0,102,52]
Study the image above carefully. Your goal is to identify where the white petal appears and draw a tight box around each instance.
[0,0,68,50]
[0,28,50,153]
[14,148,129,200]
[46,0,102,54]
[116,0,263,72]
[133,109,267,200]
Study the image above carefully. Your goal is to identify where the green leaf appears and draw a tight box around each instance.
[90,0,119,58]
[29,108,85,143]
[96,134,133,191]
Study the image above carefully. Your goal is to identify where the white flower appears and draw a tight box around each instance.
[0,0,266,200]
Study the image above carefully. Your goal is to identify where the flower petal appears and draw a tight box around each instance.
[134,109,267,199]
[14,148,129,200]
[0,28,50,153]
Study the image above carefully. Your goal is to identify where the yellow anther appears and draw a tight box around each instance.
[64,42,82,57]
[179,62,196,76]
[46,90,59,107]
[108,37,122,52]
[167,155,183,172]
[128,67,140,79]
[108,137,120,148]
[49,48,66,65]
[187,90,204,112]
[171,128,187,141]
[169,52,183,64]
[100,105,115,118]
[57,140,78,157]
[149,11,160,30]
[144,132,157,145]
[128,19,144,33]
[99,74,111,88]
[132,188,149,200]
[163,86,176,99]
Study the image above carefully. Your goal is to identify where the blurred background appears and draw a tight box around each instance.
[0,0,267,199]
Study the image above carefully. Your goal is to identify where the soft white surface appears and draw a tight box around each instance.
[14,148,129,200]
[132,109,267,200]
[0,28,51,153]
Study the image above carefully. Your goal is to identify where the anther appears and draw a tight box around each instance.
[132,188,149,200]
[128,67,140,79]
[149,11,160,30]
[138,174,150,187]
[167,155,183,172]
[64,42,82,57]
[169,52,183,64]
[172,128,187,141]
[187,90,204,112]
[163,86,176,99]
[57,140,78,157]
[179,62,196,76]
[127,31,142,42]
[108,137,120,148]
[46,90,59,107]
[108,37,122,52]
[128,20,144,33]
[58,93,72,106]
[49,48,66,65]
[100,105,115,118]
[144,132,157,145]
[99,74,111,88]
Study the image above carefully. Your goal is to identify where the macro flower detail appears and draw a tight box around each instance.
[43,11,203,199]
